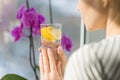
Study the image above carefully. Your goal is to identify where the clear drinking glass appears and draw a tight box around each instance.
[40,23,62,62]
[41,23,62,45]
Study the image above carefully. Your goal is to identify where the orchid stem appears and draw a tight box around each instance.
[26,0,29,10]
[30,27,39,80]
[49,0,53,24]
[29,37,37,77]
[26,0,39,80]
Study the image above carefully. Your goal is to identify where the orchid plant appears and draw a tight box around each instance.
[1,0,73,80]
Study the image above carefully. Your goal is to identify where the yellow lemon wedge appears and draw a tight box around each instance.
[41,26,61,41]
[50,28,61,40]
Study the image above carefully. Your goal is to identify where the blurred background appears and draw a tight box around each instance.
[0,0,105,80]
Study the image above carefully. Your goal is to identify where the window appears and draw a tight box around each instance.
[0,0,80,79]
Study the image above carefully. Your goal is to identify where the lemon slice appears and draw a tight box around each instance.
[41,26,55,41]
[50,28,61,40]
[41,26,61,41]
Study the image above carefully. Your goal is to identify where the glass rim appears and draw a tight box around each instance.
[40,23,62,27]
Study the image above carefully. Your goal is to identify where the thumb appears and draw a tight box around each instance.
[57,46,67,76]
[57,46,65,58]
[57,46,67,64]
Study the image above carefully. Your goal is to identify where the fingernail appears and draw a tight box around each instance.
[47,48,51,54]
[40,53,42,56]
[42,49,44,53]
[38,48,41,52]
[47,48,50,52]
[59,46,63,51]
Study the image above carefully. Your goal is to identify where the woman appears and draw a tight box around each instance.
[39,0,120,80]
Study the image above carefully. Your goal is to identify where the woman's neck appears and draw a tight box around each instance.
[106,19,120,38]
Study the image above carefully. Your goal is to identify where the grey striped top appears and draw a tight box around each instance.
[64,36,120,80]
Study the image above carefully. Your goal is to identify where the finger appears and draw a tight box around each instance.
[57,61,62,77]
[57,46,67,74]
[38,47,42,52]
[39,53,44,77]
[51,47,58,62]
[57,46,66,59]
[40,47,58,63]
[47,48,57,72]
[42,48,50,73]
[41,39,60,48]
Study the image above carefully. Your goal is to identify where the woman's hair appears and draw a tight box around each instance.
[109,0,120,25]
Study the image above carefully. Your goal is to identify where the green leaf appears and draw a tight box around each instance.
[1,74,27,80]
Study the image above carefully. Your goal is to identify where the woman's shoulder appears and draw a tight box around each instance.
[70,36,120,62]
[66,36,120,80]
[76,36,119,54]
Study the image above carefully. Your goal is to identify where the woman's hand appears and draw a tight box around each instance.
[40,40,67,75]
[57,46,67,76]
[39,48,63,80]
